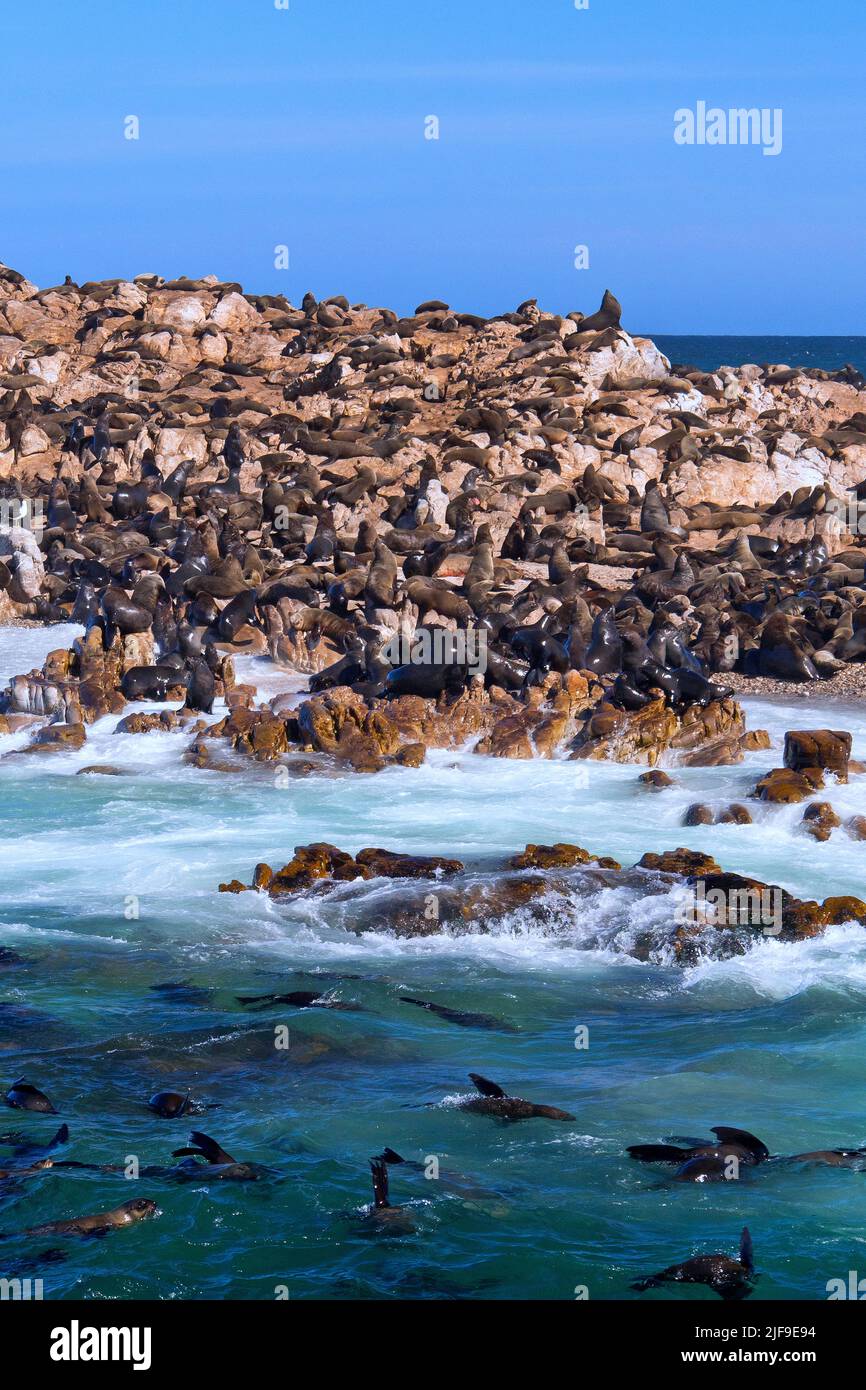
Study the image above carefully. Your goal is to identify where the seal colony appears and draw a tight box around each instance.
[1,263,866,778]
[2,262,866,1299]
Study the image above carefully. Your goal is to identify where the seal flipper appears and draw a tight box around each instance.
[627,1143,691,1163]
[48,1124,70,1150]
[379,1148,405,1164]
[710,1127,770,1162]
[370,1157,390,1209]
[173,1131,237,1166]
[468,1073,507,1098]
[740,1226,754,1274]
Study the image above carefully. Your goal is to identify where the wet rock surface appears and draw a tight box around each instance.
[217,840,866,965]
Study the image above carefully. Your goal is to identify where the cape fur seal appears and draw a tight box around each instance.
[365,1156,416,1234]
[399,997,517,1031]
[170,1130,265,1180]
[23,1197,160,1238]
[632,1227,755,1300]
[453,1073,575,1121]
[628,1125,770,1171]
[4,1079,57,1113]
[147,1091,216,1119]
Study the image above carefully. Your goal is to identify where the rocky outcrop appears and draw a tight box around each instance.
[784,729,851,782]
[569,695,746,766]
[219,842,465,896]
[217,839,866,964]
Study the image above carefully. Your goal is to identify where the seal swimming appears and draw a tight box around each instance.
[632,1227,755,1300]
[147,1091,216,1119]
[21,1197,160,1238]
[3,1079,57,1114]
[451,1073,575,1121]
[627,1125,770,1178]
[364,1156,416,1234]
[399,997,517,1031]
[170,1131,266,1181]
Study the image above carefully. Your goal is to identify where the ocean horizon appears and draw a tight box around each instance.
[650,336,866,376]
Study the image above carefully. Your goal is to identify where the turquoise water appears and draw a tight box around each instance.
[3,630,866,1301]
[651,336,866,377]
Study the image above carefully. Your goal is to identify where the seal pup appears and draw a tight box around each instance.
[632,1227,755,1301]
[452,1073,575,1121]
[4,1079,57,1114]
[21,1198,160,1239]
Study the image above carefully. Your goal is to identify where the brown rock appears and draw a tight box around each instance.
[802,801,841,841]
[269,843,362,895]
[474,713,534,759]
[637,848,722,877]
[509,843,593,870]
[639,769,673,790]
[784,729,851,782]
[252,863,274,891]
[28,723,86,751]
[781,899,832,938]
[823,895,866,924]
[570,695,744,767]
[509,842,620,870]
[390,742,426,767]
[683,803,714,826]
[116,711,178,734]
[355,847,464,878]
[741,729,772,751]
[753,767,824,803]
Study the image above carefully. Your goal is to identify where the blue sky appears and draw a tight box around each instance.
[3,0,863,332]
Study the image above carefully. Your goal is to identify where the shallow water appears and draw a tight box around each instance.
[2,625,866,1301]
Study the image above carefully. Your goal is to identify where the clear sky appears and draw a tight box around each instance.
[3,0,863,332]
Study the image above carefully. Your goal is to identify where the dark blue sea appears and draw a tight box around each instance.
[651,336,866,377]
